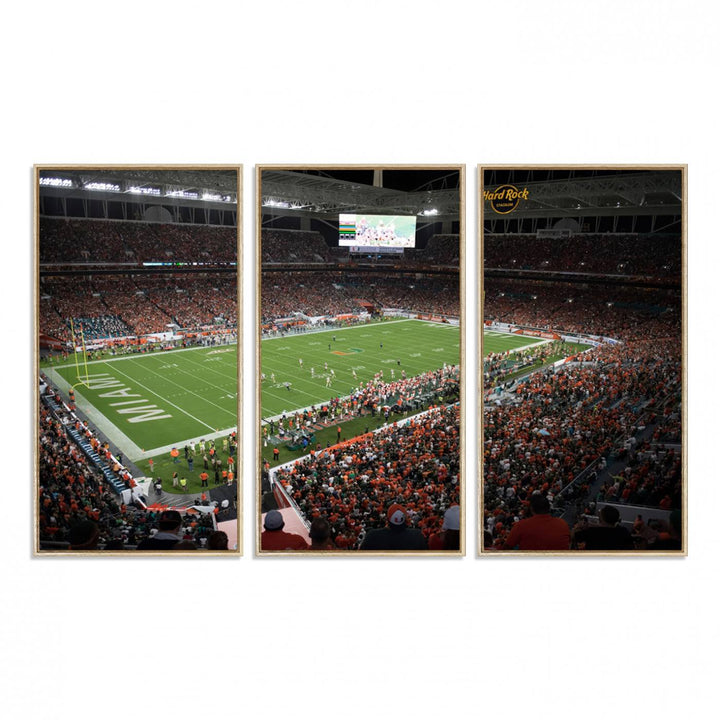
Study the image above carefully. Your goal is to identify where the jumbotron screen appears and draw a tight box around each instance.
[339,213,416,251]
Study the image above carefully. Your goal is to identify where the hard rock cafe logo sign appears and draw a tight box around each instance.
[484,184,529,214]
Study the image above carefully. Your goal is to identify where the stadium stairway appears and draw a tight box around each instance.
[65,425,127,494]
[44,392,126,494]
[560,405,675,527]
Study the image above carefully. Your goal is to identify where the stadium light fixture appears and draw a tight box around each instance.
[129,186,161,196]
[167,190,199,199]
[421,208,438,216]
[40,177,73,188]
[84,182,120,192]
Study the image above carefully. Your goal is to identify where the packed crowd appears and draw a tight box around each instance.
[423,235,460,265]
[483,285,682,550]
[262,229,331,263]
[142,277,225,328]
[484,278,680,337]
[269,366,460,436]
[40,273,237,343]
[484,233,680,276]
[260,228,460,268]
[344,274,460,317]
[38,385,229,551]
[261,272,365,321]
[342,364,460,417]
[40,217,237,265]
[484,341,567,388]
[274,404,460,549]
[71,315,134,341]
[261,271,460,322]
[39,399,131,546]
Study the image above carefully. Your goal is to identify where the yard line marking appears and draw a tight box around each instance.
[149,352,237,393]
[125,358,237,420]
[262,382,326,403]
[100,361,223,431]
[46,342,238,369]
[259,321,460,416]
[42,367,145,459]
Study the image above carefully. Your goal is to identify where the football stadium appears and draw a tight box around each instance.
[36,168,240,552]
[258,167,463,552]
[481,167,684,552]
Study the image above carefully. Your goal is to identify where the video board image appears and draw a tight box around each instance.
[339,213,417,250]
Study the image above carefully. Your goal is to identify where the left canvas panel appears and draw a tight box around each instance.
[35,166,242,554]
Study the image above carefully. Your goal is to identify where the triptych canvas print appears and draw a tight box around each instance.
[34,164,685,555]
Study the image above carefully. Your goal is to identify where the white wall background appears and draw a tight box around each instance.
[3,1,716,718]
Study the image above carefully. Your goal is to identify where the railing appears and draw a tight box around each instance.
[556,391,678,522]
[268,469,310,530]
[41,390,127,495]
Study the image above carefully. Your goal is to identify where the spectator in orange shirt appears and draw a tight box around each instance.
[502,494,571,551]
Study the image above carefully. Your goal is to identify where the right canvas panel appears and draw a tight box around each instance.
[480,166,686,554]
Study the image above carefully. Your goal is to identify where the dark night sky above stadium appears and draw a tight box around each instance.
[297,169,461,192]
[484,168,681,185]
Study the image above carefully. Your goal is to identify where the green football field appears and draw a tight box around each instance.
[483,330,546,356]
[261,320,460,418]
[482,330,592,390]
[45,345,238,462]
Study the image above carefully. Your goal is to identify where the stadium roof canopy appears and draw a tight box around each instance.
[38,168,239,207]
[260,168,461,220]
[483,169,682,220]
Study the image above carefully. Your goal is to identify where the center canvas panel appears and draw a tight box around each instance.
[257,166,464,554]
